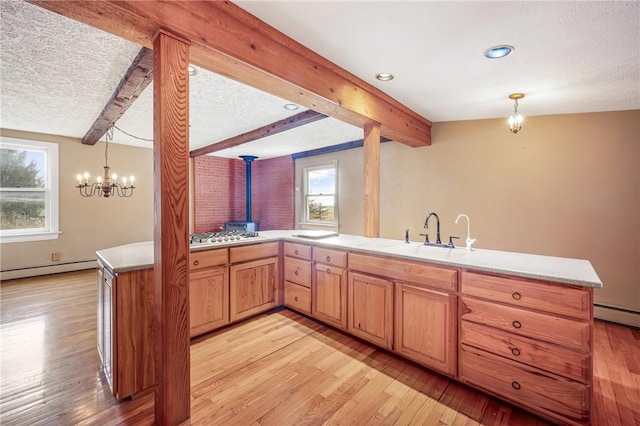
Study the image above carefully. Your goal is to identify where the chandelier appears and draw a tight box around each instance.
[75,127,135,198]
[508,93,525,134]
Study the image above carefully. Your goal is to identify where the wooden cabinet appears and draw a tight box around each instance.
[349,252,458,376]
[189,248,229,337]
[283,242,312,315]
[459,271,593,425]
[312,247,347,330]
[347,272,393,349]
[96,262,155,400]
[394,281,457,376]
[229,242,279,322]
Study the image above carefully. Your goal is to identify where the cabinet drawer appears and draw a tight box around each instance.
[284,281,311,315]
[284,242,311,260]
[313,247,347,268]
[460,345,589,425]
[460,320,590,383]
[190,248,228,270]
[461,271,591,320]
[284,257,311,288]
[230,242,279,264]
[349,252,457,292]
[461,297,590,352]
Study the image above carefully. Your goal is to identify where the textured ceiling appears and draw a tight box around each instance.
[1,0,639,160]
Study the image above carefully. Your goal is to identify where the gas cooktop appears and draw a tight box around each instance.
[189,230,261,246]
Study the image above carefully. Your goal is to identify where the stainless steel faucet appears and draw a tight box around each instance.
[424,212,441,244]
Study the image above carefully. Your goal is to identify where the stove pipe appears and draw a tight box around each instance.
[239,155,258,222]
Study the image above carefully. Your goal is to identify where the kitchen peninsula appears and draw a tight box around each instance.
[96,231,602,426]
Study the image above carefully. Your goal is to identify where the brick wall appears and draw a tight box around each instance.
[193,155,294,232]
[252,156,295,230]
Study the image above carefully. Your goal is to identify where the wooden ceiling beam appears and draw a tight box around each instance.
[82,46,153,145]
[189,110,327,158]
[27,0,431,147]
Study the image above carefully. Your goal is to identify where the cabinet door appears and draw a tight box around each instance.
[394,282,457,376]
[230,257,278,322]
[348,272,393,349]
[190,267,229,337]
[313,263,347,330]
[96,265,104,364]
[102,269,115,394]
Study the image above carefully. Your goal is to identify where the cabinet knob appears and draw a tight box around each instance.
[511,381,521,390]
[294,250,299,255]
[511,347,521,356]
[294,270,299,276]
[326,268,331,274]
[512,292,522,300]
[294,296,299,302]
[512,320,522,329]
[193,260,200,266]
[326,255,331,262]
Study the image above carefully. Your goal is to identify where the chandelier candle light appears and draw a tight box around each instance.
[75,127,135,198]
[508,93,525,134]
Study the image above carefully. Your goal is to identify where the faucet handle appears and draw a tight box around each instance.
[419,233,429,244]
[447,236,460,248]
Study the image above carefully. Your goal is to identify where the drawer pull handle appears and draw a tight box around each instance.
[294,271,299,276]
[512,320,522,329]
[193,260,200,266]
[294,250,299,255]
[511,347,521,356]
[326,255,331,262]
[326,268,331,274]
[294,296,299,302]
[511,381,521,390]
[512,292,522,300]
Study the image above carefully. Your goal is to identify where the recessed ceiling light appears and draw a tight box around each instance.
[283,103,299,110]
[375,72,394,81]
[188,65,198,76]
[484,45,514,59]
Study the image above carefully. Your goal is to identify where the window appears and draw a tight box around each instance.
[303,162,338,225]
[0,137,59,243]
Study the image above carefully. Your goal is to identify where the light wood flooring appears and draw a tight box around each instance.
[1,270,638,425]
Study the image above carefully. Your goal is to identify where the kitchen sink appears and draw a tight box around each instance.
[387,243,471,260]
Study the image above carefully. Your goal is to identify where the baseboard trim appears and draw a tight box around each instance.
[594,303,640,328]
[0,260,97,281]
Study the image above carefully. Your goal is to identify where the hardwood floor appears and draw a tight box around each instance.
[1,271,638,425]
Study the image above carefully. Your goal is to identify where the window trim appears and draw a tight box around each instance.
[0,137,60,243]
[301,160,338,226]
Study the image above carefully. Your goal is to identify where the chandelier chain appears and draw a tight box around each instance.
[113,125,153,142]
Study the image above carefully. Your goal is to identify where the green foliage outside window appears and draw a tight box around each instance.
[0,148,46,230]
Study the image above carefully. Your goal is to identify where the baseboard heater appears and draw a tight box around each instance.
[594,303,640,328]
[0,260,97,281]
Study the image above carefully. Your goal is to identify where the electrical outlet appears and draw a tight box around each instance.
[51,252,61,262]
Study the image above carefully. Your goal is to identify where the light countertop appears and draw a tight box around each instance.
[97,230,602,288]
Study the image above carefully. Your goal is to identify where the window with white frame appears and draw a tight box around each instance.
[0,137,59,243]
[303,162,338,225]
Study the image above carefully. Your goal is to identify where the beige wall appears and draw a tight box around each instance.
[1,129,154,272]
[297,110,640,313]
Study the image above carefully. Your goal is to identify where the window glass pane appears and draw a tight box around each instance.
[0,148,45,188]
[0,190,46,230]
[307,168,335,195]
[307,195,335,222]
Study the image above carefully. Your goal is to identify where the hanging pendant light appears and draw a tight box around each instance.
[75,127,136,198]
[508,93,525,134]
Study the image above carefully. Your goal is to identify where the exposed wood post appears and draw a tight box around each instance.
[153,30,191,425]
[364,122,381,237]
